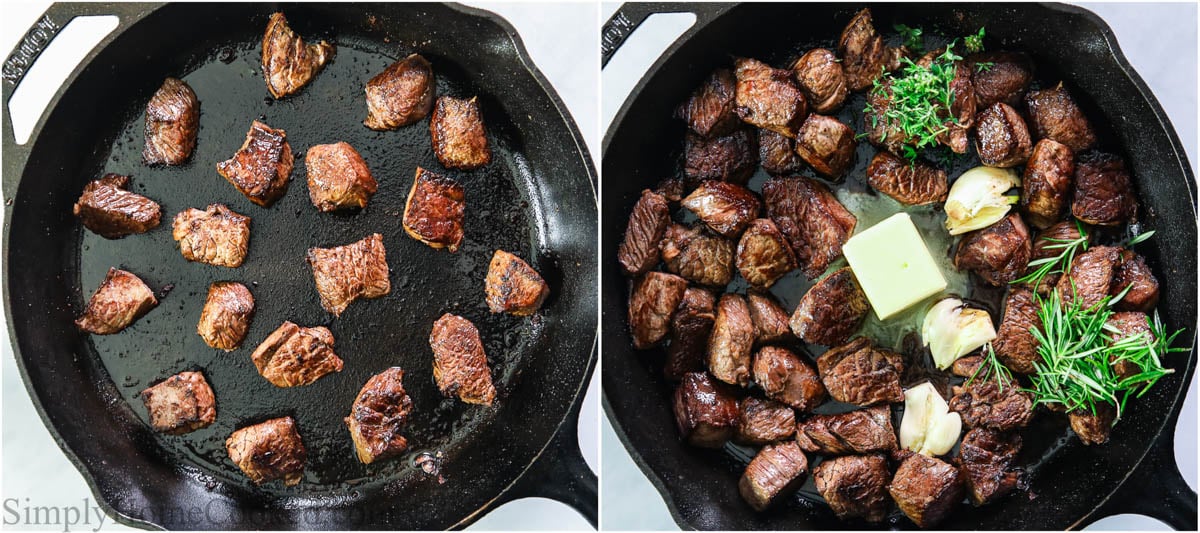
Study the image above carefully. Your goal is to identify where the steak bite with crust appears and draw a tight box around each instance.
[817,337,905,406]
[628,272,688,349]
[73,174,161,239]
[261,12,333,99]
[794,114,856,179]
[681,181,761,239]
[746,292,793,345]
[958,427,1022,506]
[216,121,294,207]
[430,313,496,406]
[838,8,905,91]
[1106,311,1155,379]
[676,68,740,138]
[708,294,756,386]
[402,167,465,252]
[141,371,216,435]
[659,223,735,287]
[762,176,856,279]
[790,267,869,346]
[684,128,758,186]
[1112,250,1159,312]
[485,250,550,316]
[226,416,306,486]
[197,281,255,351]
[752,346,826,412]
[736,218,798,289]
[949,378,1034,431]
[813,454,892,523]
[795,405,898,455]
[791,48,848,114]
[664,288,716,380]
[992,287,1042,374]
[673,371,739,448]
[759,129,801,175]
[431,95,492,170]
[345,367,413,464]
[251,321,343,387]
[618,189,671,277]
[1056,245,1122,310]
[1026,82,1097,152]
[969,51,1033,108]
[172,204,252,268]
[305,141,378,212]
[1021,138,1075,228]
[1068,402,1116,445]
[975,102,1032,168]
[306,233,391,316]
[364,53,435,130]
[866,151,948,206]
[1072,152,1137,226]
[143,77,199,165]
[735,397,796,445]
[1025,221,1086,294]
[954,212,1032,287]
[75,268,158,335]
[739,441,808,511]
[889,453,964,528]
[733,57,807,138]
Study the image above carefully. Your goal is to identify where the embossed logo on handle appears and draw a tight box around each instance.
[600,11,636,65]
[3,14,60,85]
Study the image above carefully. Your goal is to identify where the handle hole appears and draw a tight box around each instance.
[601,12,696,131]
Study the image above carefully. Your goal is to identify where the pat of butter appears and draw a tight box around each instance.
[843,213,947,320]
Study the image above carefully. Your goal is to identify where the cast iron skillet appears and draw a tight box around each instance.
[2,2,597,529]
[602,2,1197,530]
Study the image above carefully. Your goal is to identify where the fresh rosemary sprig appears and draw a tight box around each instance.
[863,45,963,161]
[1010,220,1090,287]
[967,343,1015,391]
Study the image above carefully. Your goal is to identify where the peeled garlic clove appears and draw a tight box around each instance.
[919,411,962,456]
[944,166,1021,235]
[922,298,997,369]
[900,381,963,457]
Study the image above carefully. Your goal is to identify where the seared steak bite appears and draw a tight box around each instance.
[306,233,391,316]
[889,453,964,528]
[305,141,378,212]
[1026,83,1097,152]
[1021,138,1075,228]
[676,68,740,138]
[402,167,465,252]
[75,268,157,335]
[949,378,1034,431]
[975,102,1032,168]
[817,337,905,406]
[628,272,688,349]
[708,294,756,386]
[813,454,892,523]
[618,189,671,277]
[1056,245,1121,310]
[261,12,333,99]
[739,441,808,511]
[758,129,801,175]
[73,174,161,238]
[141,371,216,435]
[790,267,869,346]
[736,218,797,288]
[485,250,549,316]
[863,81,909,156]
[673,371,739,448]
[217,121,294,207]
[959,427,1022,506]
[364,53,435,130]
[142,77,199,165]
[992,287,1042,374]
[969,51,1033,108]
[838,8,904,91]
[1072,152,1137,226]
[733,57,807,138]
[747,292,792,344]
[665,288,717,380]
[659,224,735,287]
[1026,221,1086,294]
[917,49,976,154]
[1068,403,1116,445]
[431,95,492,170]
[753,346,826,412]
[950,354,984,378]
[681,181,761,239]
[197,281,255,351]
[173,204,251,268]
[1112,250,1159,312]
[226,416,306,486]
[794,114,856,179]
[735,397,796,446]
[791,48,848,114]
[251,321,343,387]
[345,367,413,464]
[1106,311,1155,379]
[954,212,1032,287]
[866,151,948,206]
[795,405,897,455]
[430,313,496,406]
[762,176,856,279]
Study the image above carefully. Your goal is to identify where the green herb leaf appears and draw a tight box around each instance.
[894,23,924,53]
[965,27,986,54]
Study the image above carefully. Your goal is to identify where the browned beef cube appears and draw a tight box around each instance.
[1056,245,1121,310]
[684,129,758,186]
[791,48,847,114]
[813,454,891,523]
[681,181,761,239]
[655,177,685,202]
[762,176,856,279]
[1021,138,1075,228]
[758,129,800,175]
[735,397,796,445]
[172,204,251,268]
[430,313,496,406]
[863,81,911,156]
[659,224,735,287]
[795,405,897,454]
[305,141,378,212]
[618,189,671,277]
[950,354,984,378]
[794,114,856,179]
[141,371,216,435]
[403,167,465,252]
[1026,83,1097,152]
[954,213,1032,286]
[364,53,435,130]
[628,272,688,349]
[73,174,161,239]
[431,96,492,170]
[1072,152,1137,226]
[992,287,1042,374]
[916,49,976,154]
[1112,251,1159,312]
[753,346,826,412]
[746,292,792,344]
[1107,311,1155,379]
[959,427,1022,506]
[306,233,391,316]
[197,281,255,351]
[734,57,807,137]
[251,321,343,387]
[216,120,293,207]
[889,453,964,528]
[226,416,306,486]
[817,337,904,406]
[969,51,1033,108]
[708,294,756,386]
[143,77,199,165]
[739,441,808,511]
[736,218,797,288]
[673,372,739,448]
[838,8,905,91]
[485,250,549,316]
[345,367,413,464]
[949,378,1034,431]
[790,267,869,346]
[975,102,1032,168]
[866,151,948,206]
[1068,403,1116,445]
[261,12,333,99]
[75,268,157,335]
[676,68,740,138]
[1024,221,1087,294]
[665,288,717,380]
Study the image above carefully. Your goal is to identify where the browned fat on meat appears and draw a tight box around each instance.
[739,441,808,511]
[992,287,1042,374]
[708,294,756,386]
[752,346,826,412]
[889,453,964,528]
[141,371,216,435]
[790,267,869,346]
[969,51,1033,108]
[402,167,465,252]
[73,174,161,239]
[1021,139,1075,229]
[684,129,758,185]
[659,223,735,287]
[143,77,199,165]
[431,96,492,170]
[364,53,435,130]
[672,371,739,448]
[664,288,716,380]
[735,397,796,445]
[305,141,378,212]
[197,281,255,351]
[251,321,343,387]
[345,367,413,464]
[226,416,306,486]
[795,405,897,455]
[791,48,848,114]
[173,204,251,268]
[759,129,801,175]
[306,233,390,316]
[1112,250,1159,312]
[675,68,740,138]
[762,175,856,279]
[746,292,792,344]
[813,454,891,523]
[681,181,762,239]
[216,120,294,207]
[817,337,904,406]
[628,271,688,350]
[733,57,807,138]
[736,218,798,288]
[958,427,1022,506]
[618,189,671,277]
[261,12,333,99]
[975,102,1032,168]
[866,151,948,206]
[954,212,1032,287]
[949,377,1034,431]
[430,313,496,406]
[1056,245,1122,310]
[486,249,549,316]
[838,8,905,92]
[1026,83,1097,152]
[1072,152,1137,226]
[1068,402,1116,445]
[75,268,157,335]
[794,114,856,180]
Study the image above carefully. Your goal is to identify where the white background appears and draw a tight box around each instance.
[0,1,598,531]
[600,1,1198,530]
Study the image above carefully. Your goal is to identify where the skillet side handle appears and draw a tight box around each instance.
[601,2,730,67]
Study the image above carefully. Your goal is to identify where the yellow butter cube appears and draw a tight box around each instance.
[843,212,947,320]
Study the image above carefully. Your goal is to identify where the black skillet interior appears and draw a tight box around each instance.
[601,2,1197,530]
[3,2,596,529]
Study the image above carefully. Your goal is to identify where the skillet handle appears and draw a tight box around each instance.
[601,2,730,67]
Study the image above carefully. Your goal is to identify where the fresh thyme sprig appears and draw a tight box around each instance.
[894,23,924,53]
[1010,220,1090,287]
[964,27,986,53]
[975,61,995,73]
[864,45,963,161]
